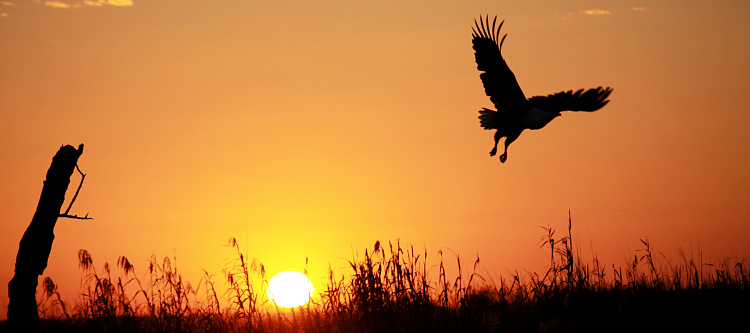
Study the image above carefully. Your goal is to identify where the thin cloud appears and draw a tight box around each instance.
[2,2,14,6]
[83,0,133,6]
[40,0,133,8]
[632,7,645,11]
[1,12,8,17]
[580,9,611,15]
[45,1,71,8]
[106,0,133,6]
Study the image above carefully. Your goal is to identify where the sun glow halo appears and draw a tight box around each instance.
[266,271,314,307]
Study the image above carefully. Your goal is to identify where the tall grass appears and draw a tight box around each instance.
[32,221,750,332]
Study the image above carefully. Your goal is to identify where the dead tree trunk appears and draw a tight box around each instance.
[7,144,83,332]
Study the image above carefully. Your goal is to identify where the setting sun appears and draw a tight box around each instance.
[266,271,314,308]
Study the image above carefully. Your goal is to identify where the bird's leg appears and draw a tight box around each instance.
[489,131,502,157]
[500,131,521,163]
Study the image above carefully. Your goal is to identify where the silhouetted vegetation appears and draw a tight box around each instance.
[12,220,750,333]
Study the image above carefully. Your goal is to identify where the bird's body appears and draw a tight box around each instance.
[472,16,612,163]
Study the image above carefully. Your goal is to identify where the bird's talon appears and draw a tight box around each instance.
[500,154,507,163]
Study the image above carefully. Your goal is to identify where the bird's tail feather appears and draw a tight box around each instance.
[478,108,496,130]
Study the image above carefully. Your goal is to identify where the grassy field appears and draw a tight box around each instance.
[7,221,750,332]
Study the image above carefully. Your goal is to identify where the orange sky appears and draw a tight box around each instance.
[1,0,749,319]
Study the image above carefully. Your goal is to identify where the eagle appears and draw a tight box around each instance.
[472,16,613,163]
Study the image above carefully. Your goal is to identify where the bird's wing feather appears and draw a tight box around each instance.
[527,87,613,112]
[472,16,528,112]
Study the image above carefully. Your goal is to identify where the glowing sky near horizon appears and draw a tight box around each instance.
[1,0,749,319]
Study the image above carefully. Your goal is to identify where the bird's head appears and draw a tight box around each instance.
[542,110,562,124]
[524,107,561,130]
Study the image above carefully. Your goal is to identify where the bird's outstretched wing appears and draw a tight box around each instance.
[528,87,613,112]
[472,16,528,112]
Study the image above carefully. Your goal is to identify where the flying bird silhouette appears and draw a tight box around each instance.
[472,16,613,163]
